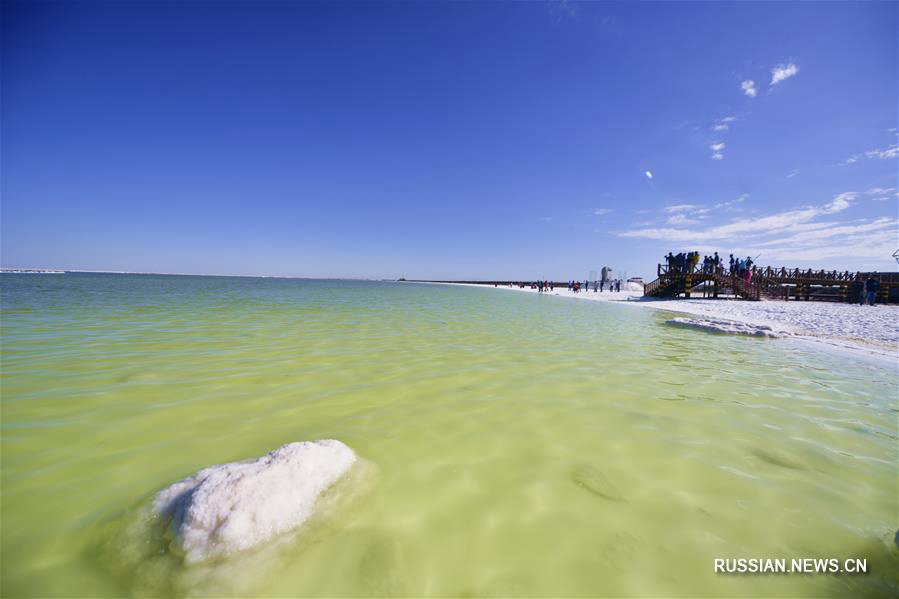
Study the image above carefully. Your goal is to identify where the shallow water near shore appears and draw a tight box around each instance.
[2,274,897,597]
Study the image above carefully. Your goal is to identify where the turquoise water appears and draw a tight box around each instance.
[1,273,897,597]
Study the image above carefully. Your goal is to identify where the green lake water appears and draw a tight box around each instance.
[1,274,896,597]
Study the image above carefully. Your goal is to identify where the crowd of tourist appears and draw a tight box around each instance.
[664,251,757,285]
[496,280,625,293]
[562,279,622,293]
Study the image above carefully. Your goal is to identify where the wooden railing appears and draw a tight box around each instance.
[643,278,663,296]
[711,272,761,300]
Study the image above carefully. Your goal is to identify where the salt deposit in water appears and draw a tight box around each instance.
[153,439,357,562]
[665,316,784,338]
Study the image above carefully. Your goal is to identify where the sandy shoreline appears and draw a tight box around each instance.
[434,282,898,365]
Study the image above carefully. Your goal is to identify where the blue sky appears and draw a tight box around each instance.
[2,1,897,280]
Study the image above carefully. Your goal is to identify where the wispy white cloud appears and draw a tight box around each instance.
[867,187,898,202]
[713,194,748,210]
[752,217,897,247]
[666,201,734,217]
[843,144,899,165]
[866,145,898,159]
[667,214,699,225]
[741,80,757,98]
[867,187,896,196]
[560,0,577,16]
[665,204,702,213]
[592,208,613,216]
[822,192,856,214]
[770,63,799,86]
[619,192,858,243]
[548,0,578,21]
[710,142,725,160]
[712,116,737,131]
[786,169,800,179]
[693,233,896,262]
[692,220,898,262]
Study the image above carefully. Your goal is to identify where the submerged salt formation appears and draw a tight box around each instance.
[666,316,784,338]
[153,439,356,562]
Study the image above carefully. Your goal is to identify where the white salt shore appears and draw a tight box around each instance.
[154,440,356,563]
[444,283,898,362]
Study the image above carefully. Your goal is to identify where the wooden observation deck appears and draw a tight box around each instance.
[644,265,899,303]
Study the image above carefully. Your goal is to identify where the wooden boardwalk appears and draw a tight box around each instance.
[644,265,899,303]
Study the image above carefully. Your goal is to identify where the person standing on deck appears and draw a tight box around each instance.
[865,276,880,305]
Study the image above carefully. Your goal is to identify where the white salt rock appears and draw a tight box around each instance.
[153,439,356,562]
[666,316,784,338]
